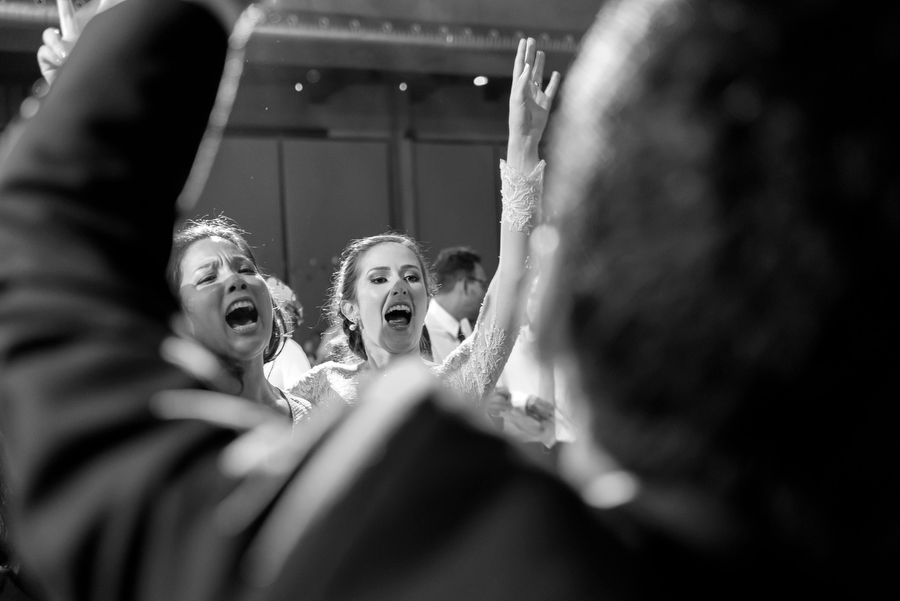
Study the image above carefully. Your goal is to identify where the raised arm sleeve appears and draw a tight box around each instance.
[0,2,264,600]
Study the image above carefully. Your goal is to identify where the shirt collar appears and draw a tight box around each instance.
[428,299,463,334]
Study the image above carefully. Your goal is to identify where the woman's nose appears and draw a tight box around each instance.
[391,281,409,296]
[227,276,248,293]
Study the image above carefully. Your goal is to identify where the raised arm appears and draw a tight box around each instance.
[490,37,560,334]
[436,38,560,403]
[0,1,265,599]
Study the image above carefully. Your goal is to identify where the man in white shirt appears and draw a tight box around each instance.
[424,247,487,363]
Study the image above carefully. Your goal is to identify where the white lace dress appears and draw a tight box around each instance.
[286,160,543,424]
[287,313,512,423]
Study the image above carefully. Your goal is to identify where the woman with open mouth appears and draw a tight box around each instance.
[32,8,555,430]
[169,217,312,424]
[288,37,560,417]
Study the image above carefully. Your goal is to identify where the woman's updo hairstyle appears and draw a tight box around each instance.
[169,216,287,363]
[327,233,436,362]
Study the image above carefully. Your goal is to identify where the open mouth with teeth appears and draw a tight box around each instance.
[225,299,259,332]
[384,303,412,329]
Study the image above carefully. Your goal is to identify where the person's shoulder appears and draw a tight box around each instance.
[424,303,440,324]
[280,337,306,356]
[289,362,326,392]
[424,299,451,324]
[292,360,361,394]
[310,360,363,376]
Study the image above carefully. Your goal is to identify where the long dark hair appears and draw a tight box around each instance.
[327,233,436,362]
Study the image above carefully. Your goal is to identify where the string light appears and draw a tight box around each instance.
[474,76,489,87]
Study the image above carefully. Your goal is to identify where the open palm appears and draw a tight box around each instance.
[509,38,561,143]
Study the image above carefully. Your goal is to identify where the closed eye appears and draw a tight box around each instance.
[197,273,216,285]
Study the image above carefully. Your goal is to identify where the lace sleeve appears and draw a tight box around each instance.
[287,362,360,412]
[281,391,314,427]
[432,160,545,406]
[500,159,545,234]
[432,313,513,407]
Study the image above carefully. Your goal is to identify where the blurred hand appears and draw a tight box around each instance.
[485,386,512,417]
[37,0,125,86]
[487,387,557,446]
[180,0,272,31]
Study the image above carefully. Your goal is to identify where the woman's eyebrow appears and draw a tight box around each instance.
[192,260,218,274]
[366,265,420,275]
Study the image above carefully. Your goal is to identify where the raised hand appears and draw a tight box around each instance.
[180,0,272,31]
[37,0,123,86]
[509,38,561,147]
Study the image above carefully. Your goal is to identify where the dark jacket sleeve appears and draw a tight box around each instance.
[0,2,265,600]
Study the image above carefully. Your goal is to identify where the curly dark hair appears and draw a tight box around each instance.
[327,233,437,362]
[169,216,287,363]
[538,0,899,583]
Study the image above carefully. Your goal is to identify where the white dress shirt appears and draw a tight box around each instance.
[266,337,312,391]
[424,300,472,364]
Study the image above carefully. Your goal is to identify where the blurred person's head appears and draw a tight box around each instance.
[536,0,899,580]
[433,246,487,323]
[266,275,303,338]
[169,217,287,368]
[328,233,437,362]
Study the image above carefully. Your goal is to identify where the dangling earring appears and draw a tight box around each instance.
[349,321,357,331]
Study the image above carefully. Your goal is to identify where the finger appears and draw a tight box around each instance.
[219,423,293,477]
[532,50,546,90]
[513,62,532,99]
[543,71,562,103]
[37,45,64,69]
[97,0,126,13]
[524,38,537,75]
[57,0,78,40]
[37,45,63,84]
[150,390,280,431]
[511,38,526,82]
[41,27,67,59]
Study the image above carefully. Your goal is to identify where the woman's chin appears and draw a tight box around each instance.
[380,328,420,355]
[221,337,269,364]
